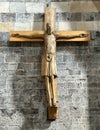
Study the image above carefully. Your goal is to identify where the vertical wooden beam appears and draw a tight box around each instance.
[44,7,56,32]
[44,7,58,120]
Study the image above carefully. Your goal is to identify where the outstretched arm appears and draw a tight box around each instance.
[11,33,44,39]
[55,33,88,39]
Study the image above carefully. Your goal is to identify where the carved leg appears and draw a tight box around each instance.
[47,77,58,120]
[45,76,52,107]
[45,76,58,120]
[51,76,58,107]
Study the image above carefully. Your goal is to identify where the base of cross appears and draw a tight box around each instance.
[47,107,58,120]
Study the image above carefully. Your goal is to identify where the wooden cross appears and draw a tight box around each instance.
[10,7,90,120]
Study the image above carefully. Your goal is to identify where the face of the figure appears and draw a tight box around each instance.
[46,23,52,35]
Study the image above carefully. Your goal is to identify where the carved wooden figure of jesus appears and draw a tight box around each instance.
[41,23,58,108]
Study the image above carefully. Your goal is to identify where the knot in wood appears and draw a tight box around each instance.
[46,54,52,62]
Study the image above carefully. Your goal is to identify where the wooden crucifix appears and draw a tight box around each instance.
[10,7,90,120]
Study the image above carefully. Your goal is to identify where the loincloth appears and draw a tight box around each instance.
[41,54,57,77]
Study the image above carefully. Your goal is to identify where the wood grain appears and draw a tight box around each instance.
[44,7,56,32]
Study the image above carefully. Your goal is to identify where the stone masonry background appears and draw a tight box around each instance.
[0,0,100,130]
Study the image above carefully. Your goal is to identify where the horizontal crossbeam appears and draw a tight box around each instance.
[10,31,90,42]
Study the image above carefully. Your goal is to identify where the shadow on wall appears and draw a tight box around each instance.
[8,43,51,130]
[87,1,100,130]
[57,34,100,130]
[57,42,91,130]
[72,32,100,130]
[87,32,100,129]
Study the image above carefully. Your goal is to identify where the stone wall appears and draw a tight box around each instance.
[0,1,100,130]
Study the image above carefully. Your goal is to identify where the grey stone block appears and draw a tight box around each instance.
[10,2,26,13]
[56,12,71,22]
[0,32,9,42]
[56,54,63,62]
[16,13,34,22]
[95,12,100,21]
[34,13,44,22]
[5,54,20,63]
[94,47,100,53]
[70,13,81,21]
[20,55,41,63]
[8,47,24,55]
[26,3,45,13]
[0,56,4,63]
[82,12,95,21]
[63,55,74,62]
[24,47,42,56]
[1,13,15,22]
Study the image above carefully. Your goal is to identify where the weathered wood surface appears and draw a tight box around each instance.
[44,7,56,32]
[10,31,90,42]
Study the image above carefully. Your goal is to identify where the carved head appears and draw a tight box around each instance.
[46,23,52,35]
